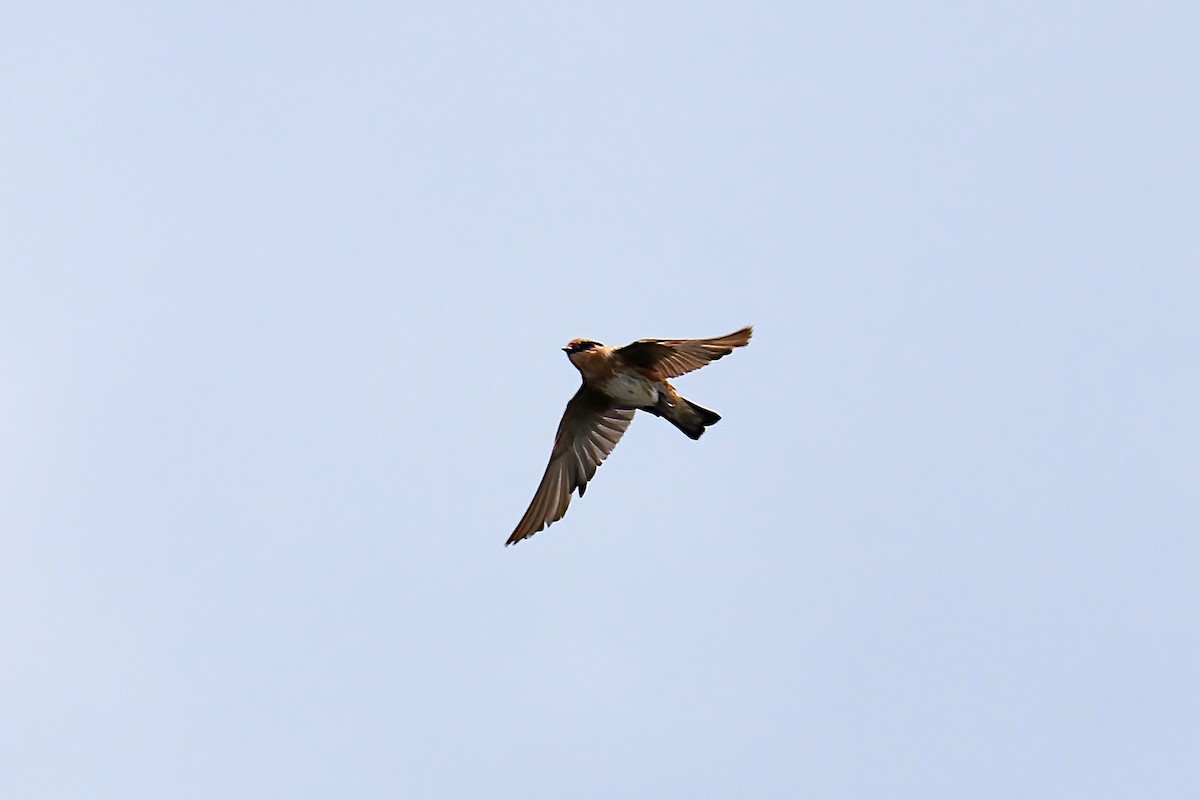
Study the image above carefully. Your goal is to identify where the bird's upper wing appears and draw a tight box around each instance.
[615,326,753,380]
[507,385,635,545]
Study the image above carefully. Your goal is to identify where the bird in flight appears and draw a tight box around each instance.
[507,326,753,546]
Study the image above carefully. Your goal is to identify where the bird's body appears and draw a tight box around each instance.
[598,370,659,407]
[507,326,753,545]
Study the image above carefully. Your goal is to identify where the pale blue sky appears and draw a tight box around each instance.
[3,3,1198,798]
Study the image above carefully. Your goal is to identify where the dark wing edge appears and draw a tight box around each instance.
[617,325,753,379]
[506,387,635,546]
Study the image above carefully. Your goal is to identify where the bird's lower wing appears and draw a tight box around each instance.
[507,386,635,545]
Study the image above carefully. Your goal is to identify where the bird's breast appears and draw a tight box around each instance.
[598,371,659,408]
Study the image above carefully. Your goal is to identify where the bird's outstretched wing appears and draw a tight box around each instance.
[507,386,635,545]
[616,326,753,380]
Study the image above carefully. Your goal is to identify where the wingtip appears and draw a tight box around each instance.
[722,325,753,347]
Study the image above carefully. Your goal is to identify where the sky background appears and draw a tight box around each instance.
[2,2,1198,798]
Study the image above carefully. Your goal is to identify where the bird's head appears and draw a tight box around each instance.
[562,339,602,361]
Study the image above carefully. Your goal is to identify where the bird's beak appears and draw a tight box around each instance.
[562,347,572,353]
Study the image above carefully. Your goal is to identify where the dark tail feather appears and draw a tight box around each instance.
[686,400,722,428]
[647,398,722,440]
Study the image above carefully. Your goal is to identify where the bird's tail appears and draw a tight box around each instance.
[648,397,721,440]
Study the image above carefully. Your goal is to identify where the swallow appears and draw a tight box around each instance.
[507,326,753,545]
